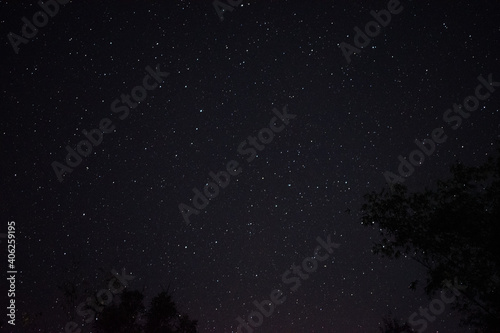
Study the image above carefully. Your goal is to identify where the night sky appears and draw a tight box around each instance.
[1,0,500,332]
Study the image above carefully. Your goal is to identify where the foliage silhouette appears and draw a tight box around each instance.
[362,148,500,332]
[94,288,198,333]
[378,314,415,333]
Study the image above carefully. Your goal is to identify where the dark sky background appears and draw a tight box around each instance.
[1,0,500,332]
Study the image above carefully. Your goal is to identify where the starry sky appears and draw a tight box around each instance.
[1,1,500,332]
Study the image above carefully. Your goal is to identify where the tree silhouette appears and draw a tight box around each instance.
[361,148,500,332]
[378,314,415,333]
[56,253,96,322]
[94,288,198,333]
[144,291,197,333]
